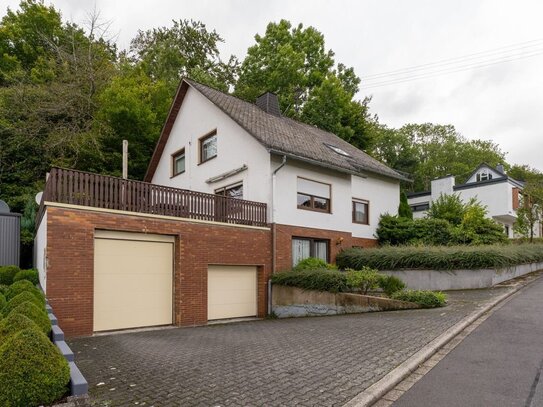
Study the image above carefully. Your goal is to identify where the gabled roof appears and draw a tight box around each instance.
[465,163,523,188]
[144,79,408,182]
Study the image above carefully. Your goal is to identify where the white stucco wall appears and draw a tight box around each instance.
[34,211,47,292]
[456,182,514,219]
[151,86,272,209]
[273,157,399,239]
[407,194,430,219]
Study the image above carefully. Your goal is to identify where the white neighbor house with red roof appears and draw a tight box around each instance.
[145,79,406,269]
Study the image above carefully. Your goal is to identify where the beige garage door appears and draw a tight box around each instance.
[94,231,174,332]
[208,265,257,320]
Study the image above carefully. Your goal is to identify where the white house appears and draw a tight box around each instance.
[407,163,535,238]
[144,78,407,270]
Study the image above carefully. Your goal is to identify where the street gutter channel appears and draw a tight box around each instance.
[343,270,543,407]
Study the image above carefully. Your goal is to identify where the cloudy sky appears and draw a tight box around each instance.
[3,0,543,170]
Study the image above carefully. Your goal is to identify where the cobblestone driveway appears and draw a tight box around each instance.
[69,288,510,407]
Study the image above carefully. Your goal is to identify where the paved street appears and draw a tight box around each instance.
[68,287,512,407]
[393,276,543,407]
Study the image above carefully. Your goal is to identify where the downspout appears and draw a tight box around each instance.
[269,155,287,315]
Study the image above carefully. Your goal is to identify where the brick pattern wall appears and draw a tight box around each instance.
[274,224,377,272]
[46,206,272,337]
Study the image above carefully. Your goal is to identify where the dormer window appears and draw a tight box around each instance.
[476,171,493,182]
[324,143,350,157]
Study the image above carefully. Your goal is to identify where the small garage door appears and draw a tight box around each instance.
[94,231,174,332]
[208,265,257,320]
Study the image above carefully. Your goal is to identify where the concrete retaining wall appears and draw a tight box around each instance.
[380,261,543,291]
[272,285,419,318]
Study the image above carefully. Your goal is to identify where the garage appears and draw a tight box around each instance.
[94,231,174,332]
[208,265,258,320]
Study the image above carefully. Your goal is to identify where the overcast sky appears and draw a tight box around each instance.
[3,0,543,170]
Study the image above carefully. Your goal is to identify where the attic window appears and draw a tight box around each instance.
[324,143,350,157]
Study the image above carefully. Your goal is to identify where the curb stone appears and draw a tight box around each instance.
[343,271,543,407]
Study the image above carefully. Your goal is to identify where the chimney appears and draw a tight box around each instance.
[256,92,281,116]
[496,163,505,174]
[431,175,456,202]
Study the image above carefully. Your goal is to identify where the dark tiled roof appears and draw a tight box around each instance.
[185,79,408,181]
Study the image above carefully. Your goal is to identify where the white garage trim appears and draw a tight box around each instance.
[208,265,258,320]
[94,231,174,332]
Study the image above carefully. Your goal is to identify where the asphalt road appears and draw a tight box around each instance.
[394,276,543,407]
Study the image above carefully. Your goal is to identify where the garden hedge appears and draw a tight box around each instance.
[8,302,51,336]
[0,293,6,312]
[0,328,70,406]
[0,266,20,286]
[13,269,39,285]
[392,290,447,308]
[0,313,41,341]
[271,269,349,293]
[3,291,44,317]
[337,244,543,271]
[5,280,45,304]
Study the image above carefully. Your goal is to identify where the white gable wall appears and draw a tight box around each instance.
[466,165,503,183]
[151,87,272,208]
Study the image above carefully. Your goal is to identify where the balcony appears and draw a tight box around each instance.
[37,168,268,227]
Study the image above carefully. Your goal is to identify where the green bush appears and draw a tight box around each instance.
[345,268,381,294]
[8,302,51,336]
[0,265,20,285]
[0,293,6,312]
[0,313,41,341]
[3,291,44,316]
[271,269,349,293]
[13,269,39,285]
[0,328,70,406]
[5,280,45,304]
[378,275,406,296]
[292,257,336,272]
[392,290,447,308]
[0,284,8,295]
[337,243,543,271]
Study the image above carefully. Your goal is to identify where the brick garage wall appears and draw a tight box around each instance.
[45,206,272,337]
[274,224,377,272]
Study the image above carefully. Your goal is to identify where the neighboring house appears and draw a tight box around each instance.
[407,163,540,238]
[34,78,405,337]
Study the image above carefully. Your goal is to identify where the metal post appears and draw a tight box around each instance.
[122,140,128,179]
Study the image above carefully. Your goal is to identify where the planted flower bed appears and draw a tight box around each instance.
[0,265,88,406]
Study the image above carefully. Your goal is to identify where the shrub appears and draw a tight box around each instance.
[8,302,51,336]
[13,269,39,285]
[0,265,20,285]
[378,275,406,296]
[3,291,44,316]
[0,284,8,295]
[345,268,381,294]
[0,293,6,312]
[392,290,447,308]
[5,280,45,304]
[0,328,70,406]
[0,313,41,341]
[337,243,543,271]
[271,269,349,293]
[292,257,336,272]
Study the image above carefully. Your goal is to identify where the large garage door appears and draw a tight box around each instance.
[208,265,257,320]
[94,231,174,332]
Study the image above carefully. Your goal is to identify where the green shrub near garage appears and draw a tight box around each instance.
[378,275,406,296]
[0,293,6,313]
[392,290,447,308]
[345,268,381,294]
[3,292,44,317]
[0,265,21,286]
[0,328,70,406]
[5,280,45,304]
[292,257,337,272]
[13,269,39,286]
[8,301,51,336]
[0,313,41,341]
[271,269,349,293]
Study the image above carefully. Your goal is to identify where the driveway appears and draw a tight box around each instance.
[69,288,510,407]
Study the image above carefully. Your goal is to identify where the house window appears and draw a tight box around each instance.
[476,171,493,182]
[215,182,243,199]
[292,237,329,267]
[410,202,430,212]
[199,130,217,163]
[352,200,369,224]
[297,177,331,213]
[171,148,185,177]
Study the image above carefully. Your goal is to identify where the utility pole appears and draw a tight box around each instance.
[122,140,128,179]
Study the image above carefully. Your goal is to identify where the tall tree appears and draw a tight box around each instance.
[235,20,376,150]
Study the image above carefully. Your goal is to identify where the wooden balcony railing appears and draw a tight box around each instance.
[37,168,268,227]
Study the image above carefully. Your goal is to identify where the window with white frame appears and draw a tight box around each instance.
[292,237,329,267]
[476,170,493,182]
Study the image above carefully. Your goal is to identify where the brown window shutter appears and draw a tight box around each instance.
[512,188,520,210]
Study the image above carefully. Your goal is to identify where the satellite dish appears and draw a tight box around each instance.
[35,191,44,205]
[0,200,10,213]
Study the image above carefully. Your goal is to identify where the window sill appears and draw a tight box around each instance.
[198,155,217,166]
[297,206,331,214]
[170,171,185,179]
